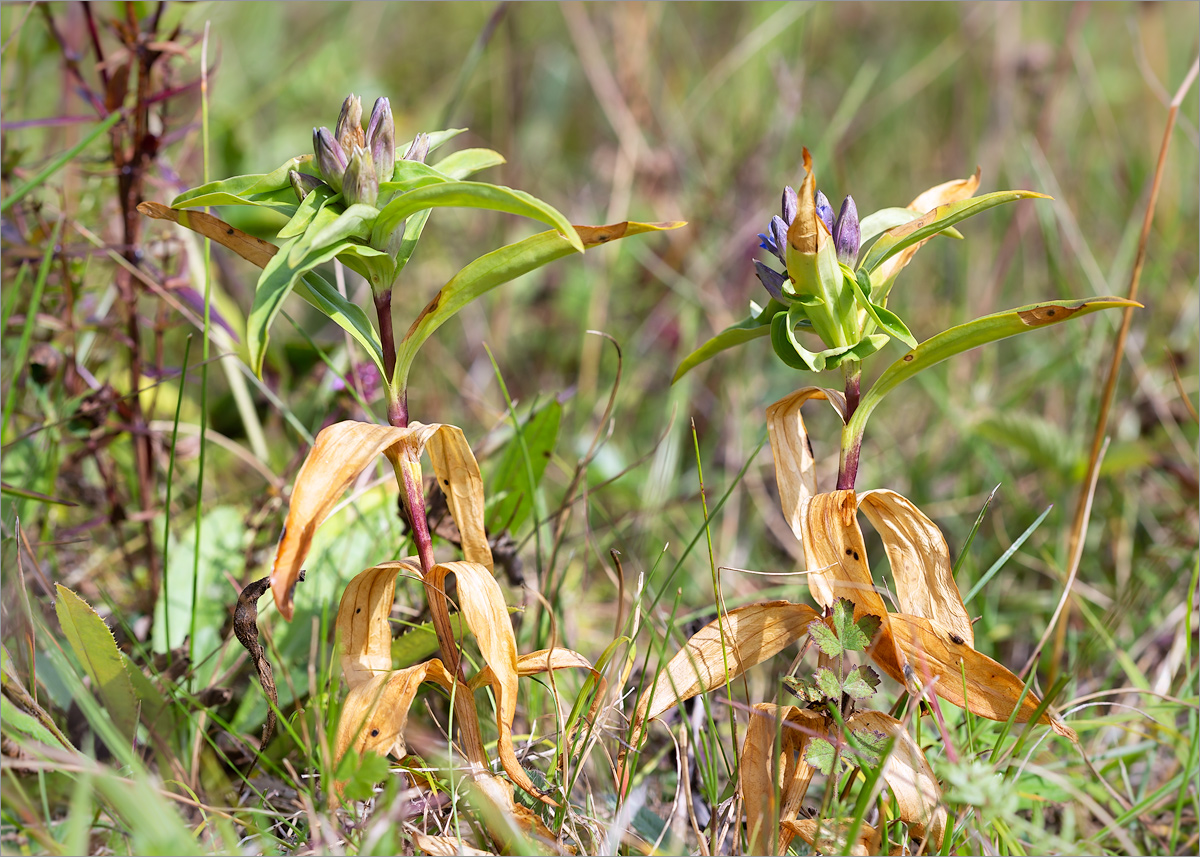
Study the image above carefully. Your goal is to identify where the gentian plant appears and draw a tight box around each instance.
[626,149,1137,854]
[143,95,680,833]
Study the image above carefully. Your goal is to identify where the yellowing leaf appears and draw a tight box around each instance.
[740,703,824,856]
[873,613,1077,740]
[336,560,421,690]
[427,561,549,805]
[846,710,946,848]
[784,818,881,856]
[632,601,819,733]
[269,419,492,619]
[870,169,980,287]
[858,489,973,646]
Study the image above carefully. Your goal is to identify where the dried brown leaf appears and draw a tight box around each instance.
[406,831,494,857]
[428,561,550,804]
[740,703,824,856]
[137,201,278,269]
[872,169,981,286]
[336,560,421,690]
[334,658,455,766]
[872,613,1077,740]
[632,601,819,733]
[846,710,946,848]
[232,575,279,749]
[858,489,973,646]
[269,420,492,619]
[784,818,881,856]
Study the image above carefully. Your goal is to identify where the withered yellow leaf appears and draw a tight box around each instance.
[269,420,492,619]
[336,560,421,690]
[872,169,981,287]
[632,601,819,733]
[873,613,1077,740]
[406,831,494,857]
[846,710,946,848]
[741,703,823,856]
[784,818,881,857]
[427,561,550,805]
[858,489,973,646]
[334,658,455,766]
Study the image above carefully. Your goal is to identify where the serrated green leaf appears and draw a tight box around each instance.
[486,400,561,532]
[832,597,874,652]
[842,665,881,700]
[371,181,582,254]
[854,613,881,643]
[54,584,139,739]
[861,190,1050,274]
[815,667,842,700]
[847,297,1139,443]
[805,737,837,775]
[672,299,785,382]
[808,616,842,657]
[393,220,683,392]
[850,267,917,348]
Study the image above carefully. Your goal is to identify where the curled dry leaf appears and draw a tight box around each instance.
[784,818,881,857]
[336,560,421,690]
[846,710,946,848]
[873,613,1077,740]
[871,168,981,287]
[427,561,551,805]
[740,703,824,856]
[858,489,973,646]
[232,575,284,749]
[270,419,491,619]
[405,831,494,857]
[334,657,456,766]
[632,601,819,733]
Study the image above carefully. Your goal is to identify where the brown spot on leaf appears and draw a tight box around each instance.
[402,290,443,341]
[950,633,964,645]
[1019,304,1081,326]
[903,354,915,362]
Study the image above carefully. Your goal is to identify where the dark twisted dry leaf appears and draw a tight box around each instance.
[233,571,302,750]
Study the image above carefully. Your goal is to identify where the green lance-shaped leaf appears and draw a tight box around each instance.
[292,270,386,372]
[393,220,684,392]
[278,183,340,239]
[858,207,964,247]
[846,297,1141,443]
[486,399,561,532]
[54,585,139,740]
[672,299,789,382]
[860,190,1050,274]
[170,155,318,211]
[303,203,379,257]
[849,267,917,348]
[370,181,584,254]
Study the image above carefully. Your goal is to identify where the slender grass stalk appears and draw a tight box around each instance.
[2,218,63,440]
[161,334,192,665]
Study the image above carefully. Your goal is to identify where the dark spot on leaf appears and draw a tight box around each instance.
[226,227,234,235]
[950,633,964,645]
[903,354,915,362]
[845,548,860,561]
[370,728,379,737]
[356,607,361,614]
[442,479,449,486]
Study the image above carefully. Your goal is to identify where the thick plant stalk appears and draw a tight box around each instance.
[836,364,862,490]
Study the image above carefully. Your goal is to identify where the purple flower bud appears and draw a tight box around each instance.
[815,190,834,234]
[365,97,395,183]
[288,169,327,202]
[402,132,430,164]
[314,127,348,192]
[754,260,788,303]
[342,146,378,208]
[769,215,789,264]
[782,186,799,226]
[335,94,364,155]
[833,195,860,266]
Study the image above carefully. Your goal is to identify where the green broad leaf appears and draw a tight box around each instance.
[294,271,386,376]
[831,598,873,651]
[859,207,964,246]
[54,584,139,739]
[771,306,824,371]
[815,667,842,700]
[860,190,1050,274]
[853,613,881,643]
[370,181,583,255]
[842,665,882,700]
[850,268,917,348]
[672,299,785,382]
[378,160,455,198]
[393,220,683,392]
[391,615,467,669]
[171,154,316,209]
[304,203,379,256]
[278,185,339,240]
[808,616,842,657]
[847,296,1139,443]
[335,749,392,803]
[486,399,561,532]
[121,651,169,728]
[434,147,507,178]
[805,737,837,776]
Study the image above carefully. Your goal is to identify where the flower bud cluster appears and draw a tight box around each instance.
[301,95,397,207]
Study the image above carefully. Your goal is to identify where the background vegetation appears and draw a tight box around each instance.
[1,2,1196,854]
